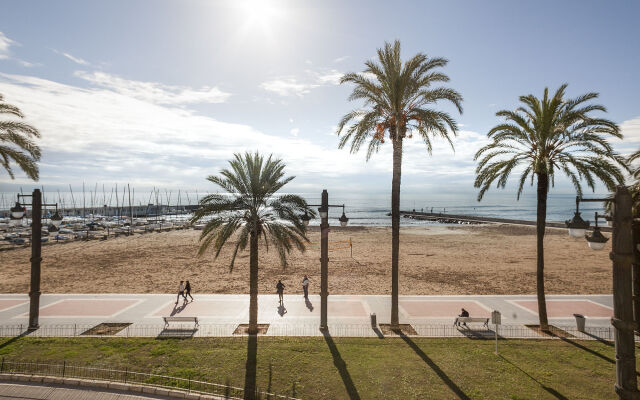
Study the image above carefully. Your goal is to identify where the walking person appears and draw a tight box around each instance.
[185,280,194,302]
[176,281,185,304]
[276,280,285,304]
[302,275,310,299]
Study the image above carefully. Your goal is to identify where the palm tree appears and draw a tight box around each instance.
[474,84,626,330]
[621,150,640,217]
[337,40,463,328]
[190,152,313,334]
[0,93,41,180]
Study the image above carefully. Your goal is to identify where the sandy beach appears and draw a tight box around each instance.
[0,224,611,295]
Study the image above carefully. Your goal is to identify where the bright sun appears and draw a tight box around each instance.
[239,0,285,29]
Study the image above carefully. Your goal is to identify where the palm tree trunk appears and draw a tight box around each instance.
[536,173,549,331]
[391,138,403,328]
[248,230,259,335]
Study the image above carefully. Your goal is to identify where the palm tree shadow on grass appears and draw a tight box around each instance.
[581,331,614,347]
[396,331,470,400]
[322,330,361,400]
[558,337,615,365]
[499,355,568,400]
[244,334,258,400]
[0,330,32,350]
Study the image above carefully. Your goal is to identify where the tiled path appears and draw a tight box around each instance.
[0,382,175,400]
[0,293,614,338]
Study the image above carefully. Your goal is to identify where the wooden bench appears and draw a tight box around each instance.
[163,316,199,328]
[454,317,489,328]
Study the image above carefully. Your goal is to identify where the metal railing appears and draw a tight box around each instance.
[0,323,616,341]
[0,359,299,400]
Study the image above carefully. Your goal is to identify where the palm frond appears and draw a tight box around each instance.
[191,152,311,271]
[475,85,624,202]
[0,95,41,181]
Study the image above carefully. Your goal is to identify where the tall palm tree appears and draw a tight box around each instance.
[190,152,313,334]
[0,93,41,180]
[474,84,625,330]
[337,40,463,328]
[622,149,640,217]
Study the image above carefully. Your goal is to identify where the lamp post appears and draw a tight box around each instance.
[304,189,349,331]
[12,189,61,331]
[566,186,638,399]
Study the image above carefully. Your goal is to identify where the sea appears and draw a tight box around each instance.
[0,189,609,227]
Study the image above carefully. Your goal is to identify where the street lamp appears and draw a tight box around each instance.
[567,188,638,399]
[318,205,328,219]
[50,210,63,228]
[13,190,59,331]
[585,213,609,251]
[10,202,25,219]
[339,210,349,227]
[301,210,311,227]
[565,197,590,238]
[305,190,349,331]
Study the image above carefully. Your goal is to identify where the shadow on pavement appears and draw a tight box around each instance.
[456,327,503,340]
[305,298,314,312]
[169,302,188,316]
[322,330,361,400]
[397,331,470,400]
[499,355,568,400]
[277,304,287,317]
[156,328,197,339]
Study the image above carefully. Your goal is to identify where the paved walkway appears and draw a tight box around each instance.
[0,382,174,400]
[0,293,614,338]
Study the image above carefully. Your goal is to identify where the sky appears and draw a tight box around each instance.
[0,0,639,201]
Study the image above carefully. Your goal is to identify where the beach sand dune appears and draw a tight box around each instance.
[0,224,611,295]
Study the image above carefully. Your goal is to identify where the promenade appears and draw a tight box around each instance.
[0,293,614,338]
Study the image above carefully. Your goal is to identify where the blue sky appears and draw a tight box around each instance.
[0,0,639,200]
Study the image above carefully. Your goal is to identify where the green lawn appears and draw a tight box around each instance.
[0,335,630,399]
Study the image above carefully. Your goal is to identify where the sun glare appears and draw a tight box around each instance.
[239,0,285,29]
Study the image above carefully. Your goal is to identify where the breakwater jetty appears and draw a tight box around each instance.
[400,210,612,232]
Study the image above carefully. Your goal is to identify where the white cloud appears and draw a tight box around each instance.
[18,60,36,68]
[74,71,231,105]
[620,117,640,143]
[0,72,492,191]
[0,32,36,67]
[259,78,318,97]
[333,56,349,63]
[260,68,343,97]
[313,69,343,85]
[612,116,640,162]
[0,32,15,60]
[0,72,391,187]
[52,49,89,65]
[288,118,294,123]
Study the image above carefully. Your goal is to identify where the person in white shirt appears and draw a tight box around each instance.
[176,281,185,304]
[302,275,310,299]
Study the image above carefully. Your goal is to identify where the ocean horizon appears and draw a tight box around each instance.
[0,189,609,227]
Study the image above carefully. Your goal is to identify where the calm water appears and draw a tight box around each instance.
[0,189,608,227]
